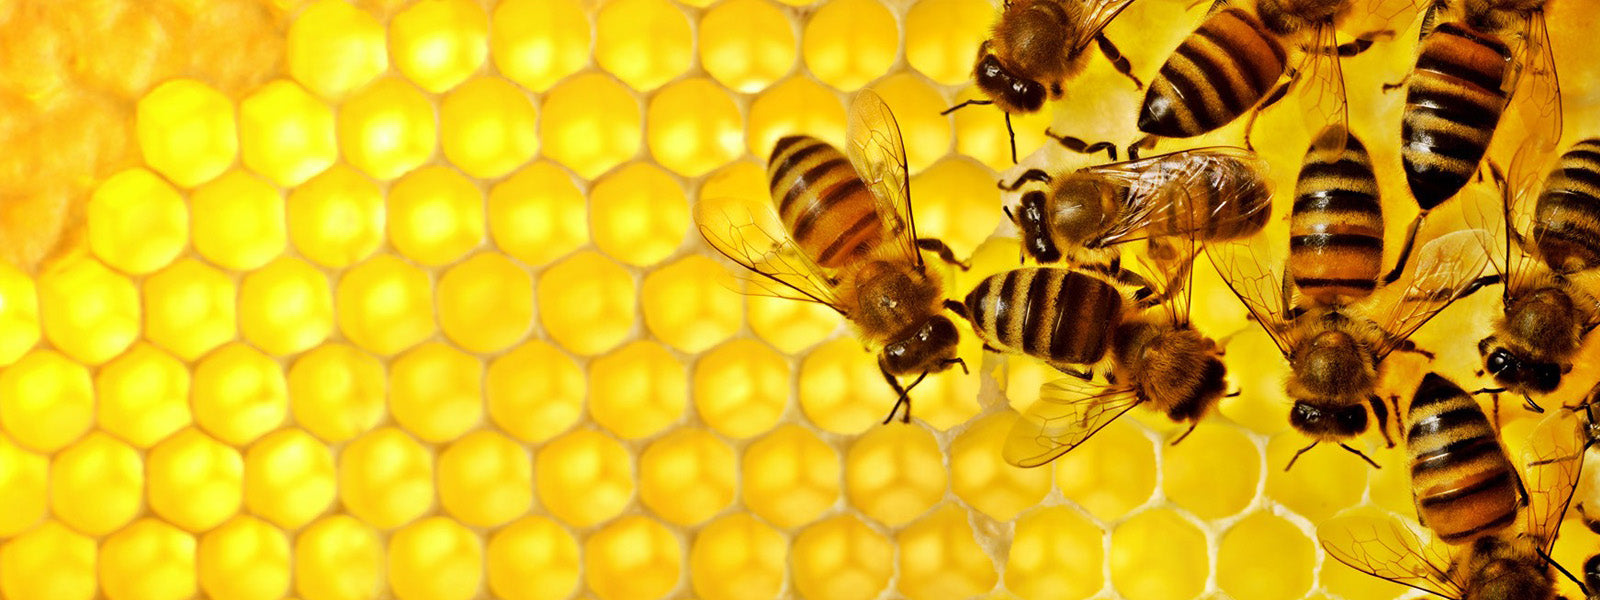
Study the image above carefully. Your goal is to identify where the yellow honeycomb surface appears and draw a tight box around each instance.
[0,1,1598,600]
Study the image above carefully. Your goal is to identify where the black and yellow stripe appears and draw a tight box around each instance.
[1401,22,1511,209]
[767,135,885,270]
[964,268,1123,367]
[1289,127,1383,306]
[1138,8,1286,138]
[1534,138,1600,273]
[1406,373,1520,545]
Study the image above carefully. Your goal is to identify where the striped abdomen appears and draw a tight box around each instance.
[964,268,1123,367]
[1146,153,1272,241]
[1533,138,1600,273]
[768,135,888,270]
[1290,127,1383,306]
[1401,22,1511,209]
[1407,373,1521,545]
[1137,8,1286,138]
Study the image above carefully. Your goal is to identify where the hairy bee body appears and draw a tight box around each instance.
[1452,535,1559,600]
[1406,373,1522,545]
[1138,7,1287,138]
[1111,320,1229,421]
[1290,128,1385,306]
[1532,138,1600,273]
[965,267,1124,369]
[768,135,890,270]
[1400,22,1512,208]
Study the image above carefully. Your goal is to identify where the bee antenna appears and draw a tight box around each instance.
[939,99,992,115]
[1339,443,1382,470]
[1004,112,1017,164]
[1284,441,1318,471]
[1537,545,1590,597]
[1170,421,1200,446]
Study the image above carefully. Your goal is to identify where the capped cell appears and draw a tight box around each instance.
[147,428,245,533]
[746,77,847,159]
[143,258,237,362]
[244,428,337,530]
[391,342,483,443]
[240,256,334,356]
[295,515,385,600]
[700,0,795,93]
[439,430,532,527]
[339,427,435,530]
[136,79,237,187]
[66,5,181,100]
[689,514,786,600]
[792,514,892,600]
[88,167,188,275]
[240,80,337,187]
[192,169,288,270]
[595,0,692,91]
[897,504,998,600]
[539,73,641,180]
[193,342,288,446]
[198,516,291,600]
[488,161,587,268]
[336,255,437,356]
[338,77,436,181]
[390,0,487,93]
[40,254,139,366]
[487,516,581,600]
[387,165,485,266]
[950,412,1052,521]
[289,343,387,443]
[534,428,634,528]
[538,251,635,356]
[584,516,682,600]
[487,341,584,443]
[1006,506,1105,600]
[99,518,197,600]
[802,0,897,92]
[639,429,736,525]
[0,521,96,600]
[693,339,789,439]
[388,517,483,600]
[0,436,46,537]
[441,77,538,178]
[742,424,839,529]
[287,0,388,100]
[50,432,143,536]
[647,77,744,177]
[591,162,688,266]
[0,349,93,452]
[287,164,386,268]
[491,0,589,93]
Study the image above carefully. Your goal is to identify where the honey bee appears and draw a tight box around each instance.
[1405,373,1524,545]
[1551,384,1600,598]
[1209,228,1493,469]
[999,145,1273,265]
[696,90,970,424]
[1290,125,1386,306]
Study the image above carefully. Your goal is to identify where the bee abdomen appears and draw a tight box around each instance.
[1533,138,1600,272]
[768,135,885,270]
[965,268,1122,366]
[1406,373,1520,545]
[1156,156,1272,241]
[1138,8,1286,138]
[1290,132,1382,305]
[1401,23,1511,209]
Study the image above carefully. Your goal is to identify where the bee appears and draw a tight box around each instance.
[1209,228,1493,469]
[696,90,970,424]
[1404,373,1524,545]
[999,144,1273,265]
[1289,125,1386,306]
[1552,384,1600,598]
[945,0,1145,162]
[1319,376,1590,600]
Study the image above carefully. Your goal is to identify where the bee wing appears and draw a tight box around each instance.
[1294,22,1351,156]
[1002,376,1143,468]
[695,195,849,314]
[1070,0,1141,51]
[846,89,922,269]
[1521,405,1588,552]
[1318,511,1466,600]
[1134,231,1201,327]
[1205,233,1297,358]
[1373,229,1493,360]
[1504,9,1563,181]
[1081,147,1274,247]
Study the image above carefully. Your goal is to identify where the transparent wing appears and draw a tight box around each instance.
[1134,225,1201,327]
[694,195,849,314]
[1081,147,1274,247]
[1504,9,1563,185]
[1374,229,1493,360]
[1340,0,1420,44]
[847,89,921,269]
[1070,0,1141,51]
[1003,376,1143,468]
[1295,22,1350,156]
[1458,167,1525,307]
[1204,233,1298,357]
[1522,405,1587,551]
[1319,511,1466,599]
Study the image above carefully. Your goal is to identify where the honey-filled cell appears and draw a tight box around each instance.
[897,504,998,600]
[538,251,635,357]
[1109,509,1209,600]
[289,343,387,444]
[336,255,437,357]
[909,156,1001,259]
[97,344,191,449]
[638,429,736,526]
[239,80,337,188]
[747,293,839,355]
[647,77,744,177]
[147,428,245,533]
[0,349,94,453]
[802,0,897,92]
[487,341,584,443]
[1162,422,1261,520]
[950,412,1052,522]
[440,77,539,179]
[439,252,534,353]
[389,0,487,94]
[0,263,38,367]
[491,0,589,93]
[487,517,581,600]
[239,257,334,356]
[50,432,143,536]
[287,165,386,268]
[791,514,892,600]
[539,73,641,180]
[535,429,634,528]
[584,516,682,600]
[144,259,237,362]
[287,0,388,101]
[693,339,789,439]
[700,0,795,93]
[338,77,436,181]
[591,162,689,267]
[136,78,237,188]
[742,424,839,529]
[589,341,686,440]
[1217,512,1314,600]
[339,427,436,530]
[192,170,288,271]
[99,518,198,600]
[689,514,787,600]
[192,343,289,447]
[843,423,946,527]
[0,435,47,537]
[489,161,587,268]
[746,77,847,160]
[244,428,337,530]
[198,516,291,600]
[949,84,1052,171]
[798,338,898,434]
[1264,431,1371,524]
[867,74,953,172]
[438,430,532,528]
[88,167,188,275]
[1053,418,1156,521]
[0,521,96,600]
[643,256,742,353]
[594,0,692,92]
[1006,506,1104,600]
[39,255,140,366]
[295,515,385,600]
[387,517,484,600]
[905,0,994,85]
[386,165,486,267]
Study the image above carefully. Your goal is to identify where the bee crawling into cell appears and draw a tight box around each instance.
[695,90,972,425]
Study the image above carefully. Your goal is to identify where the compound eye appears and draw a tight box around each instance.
[1486,349,1514,374]
[1289,402,1321,430]
[1014,79,1046,112]
[1532,364,1562,392]
[1334,405,1368,435]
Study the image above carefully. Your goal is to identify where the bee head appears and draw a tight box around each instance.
[1480,336,1567,394]
[1585,553,1600,598]
[1013,191,1061,262]
[1288,400,1368,440]
[975,53,1045,114]
[880,315,962,376]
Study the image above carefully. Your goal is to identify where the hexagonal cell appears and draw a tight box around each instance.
[148,428,244,533]
[1265,431,1372,524]
[700,0,794,93]
[644,260,740,354]
[1110,509,1209,600]
[539,73,641,179]
[491,0,589,93]
[287,0,388,100]
[693,339,788,439]
[589,341,686,440]
[295,515,385,600]
[0,436,46,537]
[50,432,143,536]
[909,157,1000,260]
[240,80,337,187]
[0,521,96,600]
[799,337,897,434]
[1216,327,1294,435]
[388,517,483,600]
[440,77,538,178]
[534,428,634,528]
[844,423,946,526]
[289,343,387,443]
[584,516,681,600]
[901,335,983,432]
[538,251,635,356]
[905,0,993,85]
[193,343,289,446]
[748,294,839,355]
[136,79,237,187]
[338,77,437,180]
[743,424,839,529]
[897,504,998,600]
[143,258,237,362]
[1053,418,1157,522]
[287,165,386,268]
[438,431,531,527]
[65,4,181,100]
[239,256,333,356]
[1005,506,1105,600]
[339,427,435,530]
[390,0,487,93]
[181,0,284,96]
[1217,512,1314,600]
[487,341,584,443]
[792,514,892,600]
[488,516,580,600]
[391,342,484,443]
[336,255,437,356]
[594,0,690,91]
[192,170,288,270]
[0,349,93,452]
[388,165,484,266]
[868,74,954,172]
[950,412,1052,521]
[1320,543,1413,600]
[950,84,1052,170]
[802,0,897,91]
[488,161,587,268]
[39,255,140,365]
[1163,422,1261,520]
[591,163,688,266]
[689,513,785,600]
[746,77,847,159]
[438,252,533,353]
[88,167,188,275]
[647,77,743,177]
[244,428,337,530]
[99,518,197,600]
[198,516,291,600]
[0,263,38,367]
[639,429,735,526]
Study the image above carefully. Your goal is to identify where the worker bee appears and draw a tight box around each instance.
[1289,124,1387,306]
[945,0,1145,162]
[696,90,970,424]
[1404,373,1524,545]
[999,144,1273,265]
[1550,383,1600,598]
[1318,391,1587,600]
[1209,228,1492,469]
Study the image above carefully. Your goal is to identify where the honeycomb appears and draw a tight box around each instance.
[0,1,1597,600]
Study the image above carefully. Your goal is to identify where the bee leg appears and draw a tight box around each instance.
[1284,441,1319,471]
[1127,136,1156,161]
[1538,546,1591,596]
[1380,211,1428,286]
[944,299,971,322]
[1334,29,1394,58]
[1055,366,1094,381]
[939,98,993,115]
[1093,34,1142,90]
[1241,71,1297,152]
[1043,129,1118,161]
[1381,74,1410,93]
[1005,112,1017,164]
[1418,0,1447,42]
[998,169,1052,191]
[943,357,969,375]
[879,365,925,424]
[1337,443,1382,469]
[1169,421,1200,446]
[1386,337,1435,360]
[1367,395,1395,448]
[916,238,971,270]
